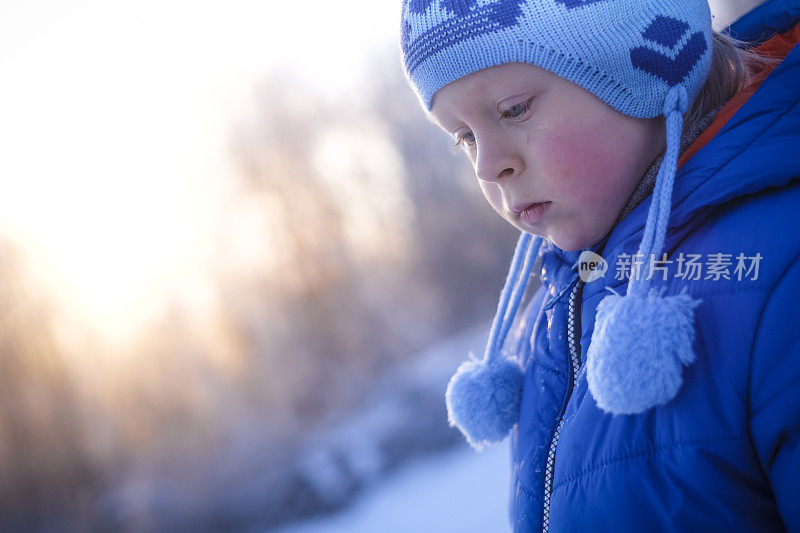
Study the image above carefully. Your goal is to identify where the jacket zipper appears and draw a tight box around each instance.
[541,278,583,533]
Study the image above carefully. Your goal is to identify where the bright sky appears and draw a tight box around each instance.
[0,0,401,342]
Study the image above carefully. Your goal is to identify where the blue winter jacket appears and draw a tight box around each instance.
[508,2,800,531]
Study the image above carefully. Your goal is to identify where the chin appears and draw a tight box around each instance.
[547,231,600,252]
[549,238,584,252]
[547,216,617,251]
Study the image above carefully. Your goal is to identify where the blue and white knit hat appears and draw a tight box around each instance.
[400,0,712,449]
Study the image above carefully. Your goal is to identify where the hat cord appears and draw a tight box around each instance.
[630,84,689,296]
[484,231,543,364]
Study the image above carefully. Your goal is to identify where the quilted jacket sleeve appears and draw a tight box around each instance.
[749,258,800,531]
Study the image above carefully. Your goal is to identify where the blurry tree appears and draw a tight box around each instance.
[0,240,102,530]
[363,45,519,331]
[0,44,521,532]
[224,56,517,426]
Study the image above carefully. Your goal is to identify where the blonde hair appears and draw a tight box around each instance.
[683,30,781,133]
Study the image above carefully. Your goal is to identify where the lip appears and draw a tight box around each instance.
[514,201,551,225]
[512,201,544,213]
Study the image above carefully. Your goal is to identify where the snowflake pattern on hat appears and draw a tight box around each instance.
[631,15,709,85]
[400,0,712,117]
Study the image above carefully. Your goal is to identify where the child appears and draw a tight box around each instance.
[399,0,800,531]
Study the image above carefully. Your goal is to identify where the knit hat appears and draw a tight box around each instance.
[400,0,712,449]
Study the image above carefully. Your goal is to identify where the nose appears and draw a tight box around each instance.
[474,132,521,183]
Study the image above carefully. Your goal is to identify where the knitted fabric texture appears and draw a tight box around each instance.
[400,0,713,118]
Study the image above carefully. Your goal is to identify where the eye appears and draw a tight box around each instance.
[450,131,476,152]
[500,99,533,121]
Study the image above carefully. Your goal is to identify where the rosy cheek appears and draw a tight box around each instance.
[538,123,628,202]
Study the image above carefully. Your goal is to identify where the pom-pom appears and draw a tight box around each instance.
[445,354,524,449]
[586,287,701,415]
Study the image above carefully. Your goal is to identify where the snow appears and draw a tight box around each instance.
[270,442,512,533]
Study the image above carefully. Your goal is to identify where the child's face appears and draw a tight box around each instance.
[430,62,665,251]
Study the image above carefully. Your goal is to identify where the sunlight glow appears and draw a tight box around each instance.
[0,0,740,342]
[0,0,400,343]
[313,123,415,261]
